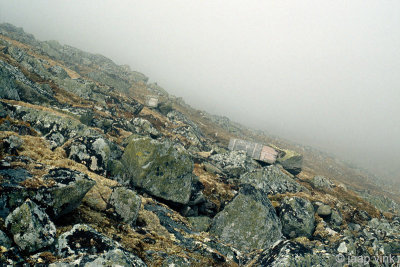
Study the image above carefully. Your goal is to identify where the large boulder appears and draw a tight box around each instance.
[279,197,315,238]
[209,185,282,252]
[119,137,194,204]
[5,199,56,253]
[240,166,307,195]
[108,187,141,225]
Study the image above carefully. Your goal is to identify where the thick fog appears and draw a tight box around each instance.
[1,1,399,182]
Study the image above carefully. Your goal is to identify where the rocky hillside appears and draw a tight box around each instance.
[0,23,399,266]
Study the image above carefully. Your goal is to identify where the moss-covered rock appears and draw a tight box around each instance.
[5,199,56,253]
[120,137,194,204]
[209,185,282,252]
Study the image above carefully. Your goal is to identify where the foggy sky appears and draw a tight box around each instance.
[1,1,399,181]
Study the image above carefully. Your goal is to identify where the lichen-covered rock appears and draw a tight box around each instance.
[209,184,282,252]
[108,187,141,225]
[279,197,315,238]
[50,248,147,267]
[119,137,194,204]
[312,175,334,190]
[210,150,260,178]
[250,240,340,267]
[270,145,303,175]
[240,166,307,195]
[56,224,115,257]
[65,136,122,175]
[5,199,56,253]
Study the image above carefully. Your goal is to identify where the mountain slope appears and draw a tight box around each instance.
[0,23,399,266]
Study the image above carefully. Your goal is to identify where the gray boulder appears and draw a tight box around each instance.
[209,185,282,252]
[210,150,260,178]
[119,137,194,204]
[279,197,315,238]
[5,199,56,253]
[240,165,307,195]
[108,187,141,225]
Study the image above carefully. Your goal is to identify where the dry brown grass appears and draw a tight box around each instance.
[193,164,235,209]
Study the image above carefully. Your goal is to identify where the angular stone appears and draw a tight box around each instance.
[270,145,303,175]
[5,199,56,253]
[209,185,282,252]
[108,187,141,225]
[279,197,315,238]
[120,137,194,204]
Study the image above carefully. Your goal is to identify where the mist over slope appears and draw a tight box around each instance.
[0,23,399,265]
[1,0,399,186]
